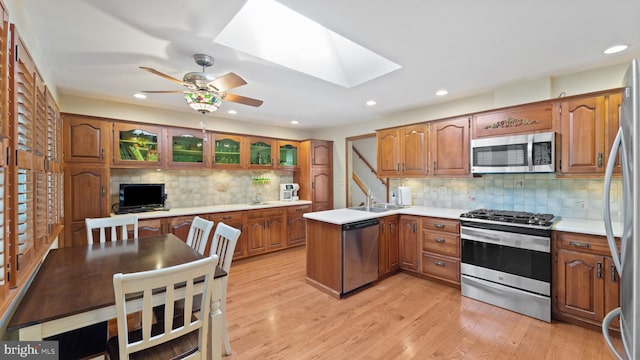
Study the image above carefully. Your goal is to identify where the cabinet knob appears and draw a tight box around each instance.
[434,237,445,243]
[434,261,446,267]
[433,224,445,229]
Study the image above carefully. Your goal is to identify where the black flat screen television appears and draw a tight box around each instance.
[118,183,167,213]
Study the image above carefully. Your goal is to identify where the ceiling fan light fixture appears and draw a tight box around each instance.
[184,91,223,114]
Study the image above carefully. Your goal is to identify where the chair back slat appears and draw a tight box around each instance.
[112,256,218,359]
[86,215,138,244]
[211,222,242,272]
[186,216,214,255]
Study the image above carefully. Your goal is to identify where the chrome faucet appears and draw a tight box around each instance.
[365,190,372,209]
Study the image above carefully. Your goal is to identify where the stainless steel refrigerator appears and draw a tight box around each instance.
[603,58,640,359]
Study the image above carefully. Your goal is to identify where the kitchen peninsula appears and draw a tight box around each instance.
[303,204,624,318]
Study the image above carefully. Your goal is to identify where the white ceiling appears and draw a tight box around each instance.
[20,0,640,129]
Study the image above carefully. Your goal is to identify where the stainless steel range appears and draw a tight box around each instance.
[459,209,560,322]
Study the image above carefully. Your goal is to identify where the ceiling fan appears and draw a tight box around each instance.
[140,54,263,114]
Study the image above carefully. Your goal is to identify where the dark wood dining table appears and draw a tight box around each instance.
[7,233,226,360]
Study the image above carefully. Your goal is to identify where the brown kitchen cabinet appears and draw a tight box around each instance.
[136,218,166,238]
[166,216,196,242]
[211,133,245,169]
[165,127,209,168]
[277,140,300,170]
[286,204,311,247]
[209,211,247,259]
[605,91,623,174]
[420,216,460,285]
[430,117,470,177]
[112,122,162,167]
[63,113,110,164]
[399,215,420,271]
[377,124,428,177]
[246,208,284,255]
[472,102,554,138]
[553,231,620,331]
[378,215,399,277]
[558,95,606,174]
[63,166,110,247]
[246,136,276,169]
[557,90,624,175]
[295,140,334,212]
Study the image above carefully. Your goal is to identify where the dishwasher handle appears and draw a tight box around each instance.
[342,218,379,231]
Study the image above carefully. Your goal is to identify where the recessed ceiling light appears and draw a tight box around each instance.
[290,120,299,125]
[227,110,238,115]
[133,93,147,99]
[435,89,448,96]
[366,100,377,106]
[604,44,629,54]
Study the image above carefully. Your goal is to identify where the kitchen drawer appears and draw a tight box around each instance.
[286,204,312,215]
[555,231,619,256]
[247,207,284,220]
[421,253,460,284]
[209,210,246,223]
[422,231,460,257]
[422,217,459,234]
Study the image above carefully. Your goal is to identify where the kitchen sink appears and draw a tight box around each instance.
[350,203,401,213]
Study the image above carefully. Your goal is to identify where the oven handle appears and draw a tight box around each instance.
[527,133,534,172]
[461,226,550,253]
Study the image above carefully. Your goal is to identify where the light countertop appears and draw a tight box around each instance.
[303,206,623,237]
[111,200,312,219]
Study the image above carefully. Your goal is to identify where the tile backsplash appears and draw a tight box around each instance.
[390,174,623,221]
[110,169,293,210]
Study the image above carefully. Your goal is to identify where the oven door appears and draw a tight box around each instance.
[460,224,551,295]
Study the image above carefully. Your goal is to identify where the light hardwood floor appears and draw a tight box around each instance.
[224,246,620,359]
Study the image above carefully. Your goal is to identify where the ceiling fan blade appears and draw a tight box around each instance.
[140,90,185,94]
[139,66,190,86]
[208,72,247,92]
[224,93,263,107]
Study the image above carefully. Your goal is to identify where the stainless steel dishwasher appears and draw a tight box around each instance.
[342,218,379,295]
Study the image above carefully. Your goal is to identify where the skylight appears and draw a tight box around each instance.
[214,0,401,88]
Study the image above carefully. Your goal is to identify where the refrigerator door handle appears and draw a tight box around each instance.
[602,307,624,360]
[603,128,623,274]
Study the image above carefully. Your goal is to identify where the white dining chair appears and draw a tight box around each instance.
[210,222,241,356]
[85,215,138,244]
[186,216,215,255]
[108,255,219,360]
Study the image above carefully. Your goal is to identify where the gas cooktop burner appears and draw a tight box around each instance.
[460,209,558,227]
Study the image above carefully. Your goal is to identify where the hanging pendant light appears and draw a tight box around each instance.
[184,91,223,114]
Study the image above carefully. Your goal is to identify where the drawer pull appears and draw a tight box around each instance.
[568,241,591,248]
[433,224,445,229]
[434,237,446,243]
[222,216,232,220]
[434,261,446,267]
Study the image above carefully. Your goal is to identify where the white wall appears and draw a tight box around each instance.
[312,62,629,209]
[61,94,314,139]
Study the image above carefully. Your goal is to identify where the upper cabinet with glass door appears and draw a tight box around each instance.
[112,122,162,167]
[166,127,209,168]
[211,133,244,169]
[247,137,276,169]
[277,140,300,170]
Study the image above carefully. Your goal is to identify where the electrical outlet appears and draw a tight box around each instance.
[438,186,447,195]
[515,180,525,188]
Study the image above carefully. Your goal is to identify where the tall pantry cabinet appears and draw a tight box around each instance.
[295,140,333,212]
[63,114,111,247]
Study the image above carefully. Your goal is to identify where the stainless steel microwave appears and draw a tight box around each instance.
[470,131,555,174]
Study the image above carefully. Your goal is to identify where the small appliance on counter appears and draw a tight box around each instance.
[397,186,412,206]
[280,183,300,201]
